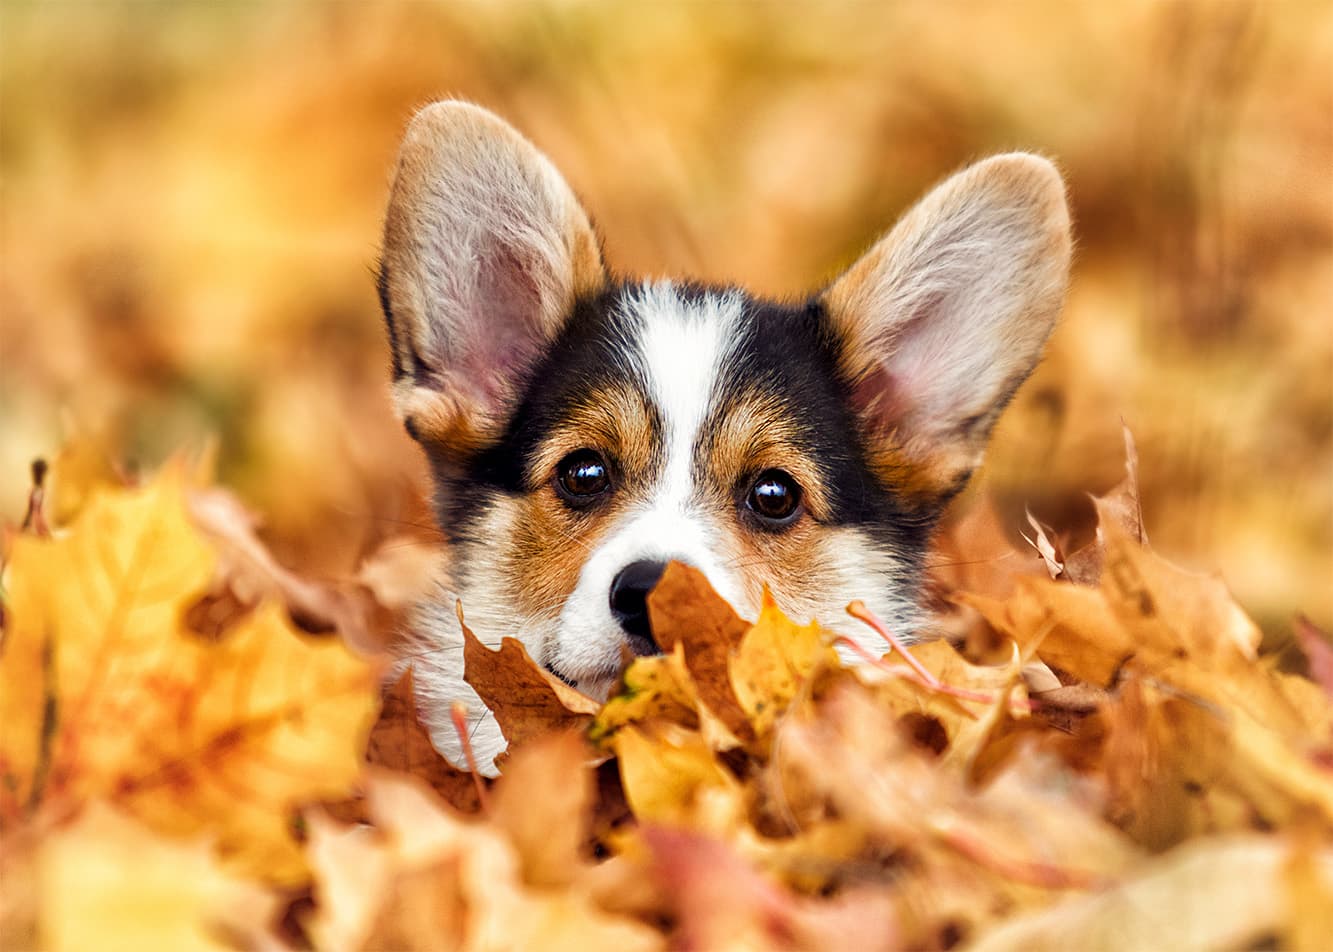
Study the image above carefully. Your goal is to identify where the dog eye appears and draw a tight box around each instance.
[556,449,611,501]
[746,469,802,524]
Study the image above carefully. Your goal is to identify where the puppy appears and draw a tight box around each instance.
[377,101,1070,770]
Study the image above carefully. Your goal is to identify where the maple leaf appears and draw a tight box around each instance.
[459,611,598,765]
[613,723,742,832]
[306,772,664,952]
[591,644,702,744]
[730,590,838,738]
[0,468,379,883]
[647,561,757,743]
[851,637,1031,762]
[364,669,484,814]
[12,801,276,952]
[967,835,1333,952]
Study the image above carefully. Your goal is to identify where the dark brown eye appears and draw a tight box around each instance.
[747,469,802,524]
[556,449,611,503]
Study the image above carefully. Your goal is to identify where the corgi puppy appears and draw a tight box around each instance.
[378,101,1071,770]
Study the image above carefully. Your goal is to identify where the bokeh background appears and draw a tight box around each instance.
[2,2,1330,645]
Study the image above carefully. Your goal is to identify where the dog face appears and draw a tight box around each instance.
[378,102,1070,769]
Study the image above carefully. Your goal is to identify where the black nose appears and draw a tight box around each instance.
[609,559,668,654]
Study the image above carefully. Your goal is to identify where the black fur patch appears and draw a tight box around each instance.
[708,291,939,581]
[415,281,945,596]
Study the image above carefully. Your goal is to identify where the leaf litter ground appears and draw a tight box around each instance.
[2,437,1332,951]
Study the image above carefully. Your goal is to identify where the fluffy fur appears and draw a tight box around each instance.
[377,101,1071,772]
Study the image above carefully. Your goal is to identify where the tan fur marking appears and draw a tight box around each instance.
[703,391,831,522]
[501,491,626,619]
[525,384,657,492]
[495,383,658,619]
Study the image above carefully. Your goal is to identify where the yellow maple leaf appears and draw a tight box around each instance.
[591,643,700,743]
[613,724,741,832]
[31,801,275,952]
[966,834,1333,952]
[0,467,379,883]
[729,590,837,737]
[307,773,664,952]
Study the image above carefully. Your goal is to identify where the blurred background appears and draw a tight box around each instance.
[2,2,1329,644]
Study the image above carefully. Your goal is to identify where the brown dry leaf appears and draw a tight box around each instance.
[852,638,1030,761]
[1022,508,1065,579]
[189,485,396,653]
[1061,424,1147,586]
[32,801,276,952]
[642,825,900,952]
[1099,671,1333,849]
[647,560,756,743]
[926,493,1035,646]
[490,730,595,888]
[365,668,483,813]
[777,682,1138,913]
[731,590,838,737]
[967,517,1263,693]
[353,536,448,654]
[966,834,1333,952]
[1098,676,1234,850]
[459,613,598,758]
[0,468,379,883]
[929,493,1031,600]
[307,773,664,952]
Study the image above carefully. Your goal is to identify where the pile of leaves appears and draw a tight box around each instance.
[3,442,1332,951]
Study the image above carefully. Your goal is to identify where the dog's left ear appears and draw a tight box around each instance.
[379,101,605,457]
[822,153,1071,506]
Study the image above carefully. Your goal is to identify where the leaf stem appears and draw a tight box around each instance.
[450,701,490,813]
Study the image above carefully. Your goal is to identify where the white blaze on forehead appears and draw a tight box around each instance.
[629,282,744,507]
[550,282,750,686]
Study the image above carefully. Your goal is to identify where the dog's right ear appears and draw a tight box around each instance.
[379,101,605,455]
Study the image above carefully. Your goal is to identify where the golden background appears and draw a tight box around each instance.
[2,2,1329,643]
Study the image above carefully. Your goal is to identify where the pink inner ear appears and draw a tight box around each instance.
[454,243,551,413]
[851,364,912,439]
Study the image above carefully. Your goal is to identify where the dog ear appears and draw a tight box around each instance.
[822,153,1071,507]
[379,101,605,455]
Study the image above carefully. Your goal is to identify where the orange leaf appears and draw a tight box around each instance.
[460,611,598,758]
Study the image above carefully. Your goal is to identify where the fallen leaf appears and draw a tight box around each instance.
[1061,424,1147,586]
[730,590,837,737]
[44,430,130,528]
[647,561,756,742]
[189,485,392,651]
[613,724,741,832]
[365,668,483,813]
[460,614,598,764]
[34,801,276,952]
[642,825,900,952]
[490,730,595,888]
[591,644,701,744]
[306,773,664,952]
[966,834,1332,952]
[1022,508,1065,579]
[0,468,379,883]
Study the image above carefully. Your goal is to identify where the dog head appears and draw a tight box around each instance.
[378,102,1070,765]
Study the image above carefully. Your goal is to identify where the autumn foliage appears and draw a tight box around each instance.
[2,440,1331,952]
